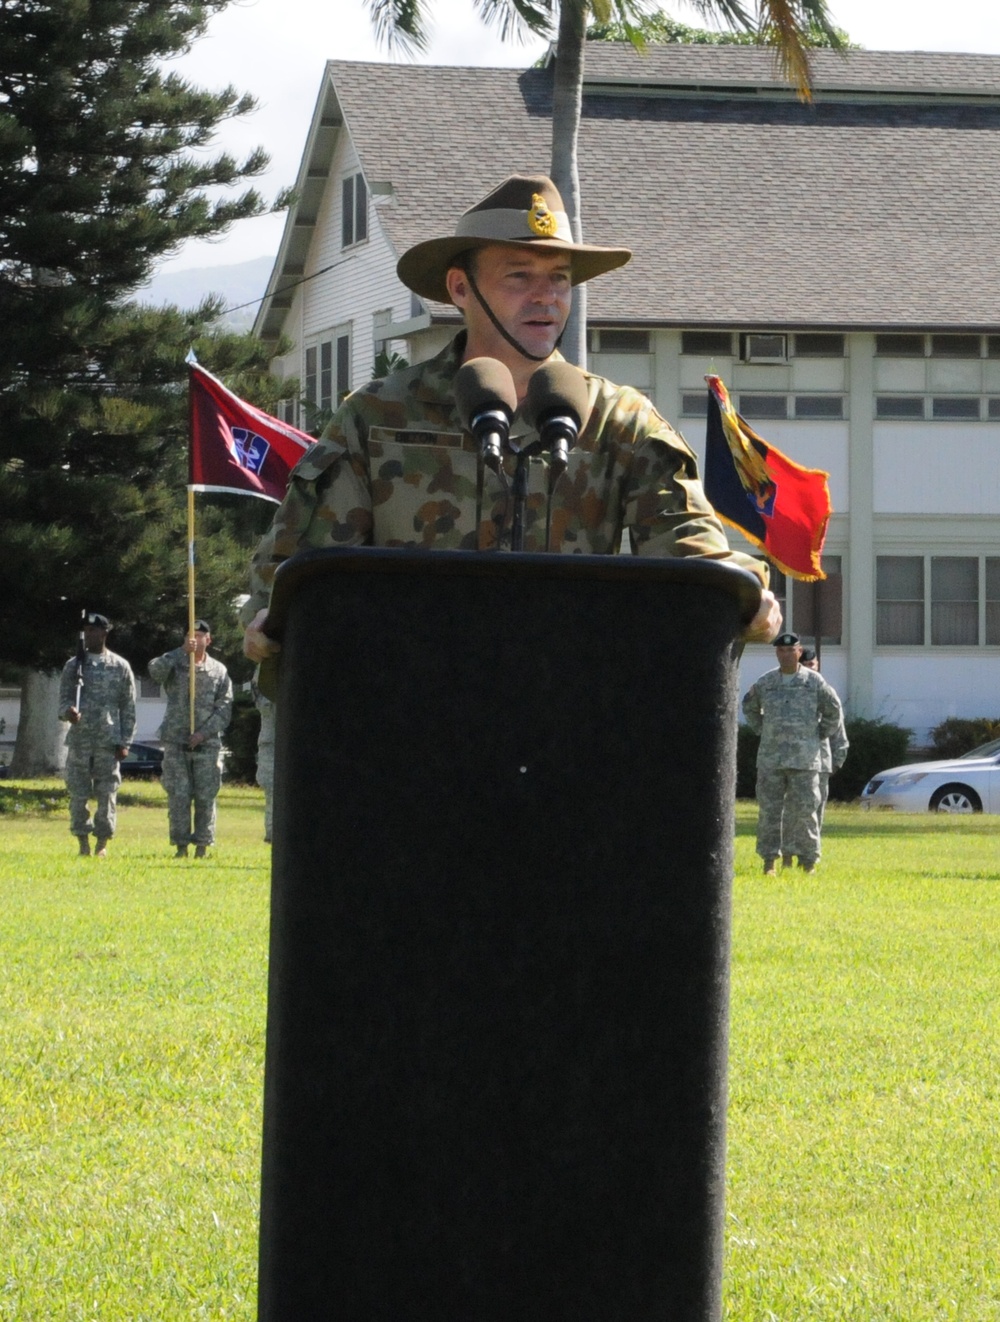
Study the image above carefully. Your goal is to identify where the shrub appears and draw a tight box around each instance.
[829,718,912,801]
[928,717,1000,760]
[224,691,261,783]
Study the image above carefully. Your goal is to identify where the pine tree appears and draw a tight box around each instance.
[0,1,283,770]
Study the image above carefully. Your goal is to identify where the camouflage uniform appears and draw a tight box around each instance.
[819,711,850,824]
[242,333,768,619]
[148,648,233,848]
[742,667,845,867]
[253,684,276,843]
[57,649,136,842]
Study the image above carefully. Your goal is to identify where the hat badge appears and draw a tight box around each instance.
[527,193,558,237]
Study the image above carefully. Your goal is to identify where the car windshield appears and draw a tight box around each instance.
[959,737,1000,760]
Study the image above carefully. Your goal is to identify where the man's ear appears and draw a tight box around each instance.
[445,266,469,309]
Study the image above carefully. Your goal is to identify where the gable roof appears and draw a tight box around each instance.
[257,46,1000,341]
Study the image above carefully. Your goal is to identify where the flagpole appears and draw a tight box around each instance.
[187,486,196,735]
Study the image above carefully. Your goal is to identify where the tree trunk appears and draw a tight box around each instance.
[550,1,587,369]
[11,670,67,777]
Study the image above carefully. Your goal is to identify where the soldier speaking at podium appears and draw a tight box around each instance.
[242,172,780,659]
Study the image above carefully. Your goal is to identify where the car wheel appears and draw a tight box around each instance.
[929,784,982,813]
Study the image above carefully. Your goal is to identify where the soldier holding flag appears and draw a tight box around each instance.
[57,612,136,857]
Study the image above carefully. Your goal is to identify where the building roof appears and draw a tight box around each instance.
[257,46,1000,340]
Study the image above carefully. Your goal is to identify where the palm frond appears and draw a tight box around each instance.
[364,0,429,54]
[477,0,556,42]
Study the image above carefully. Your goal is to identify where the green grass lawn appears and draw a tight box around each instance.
[1,788,997,1319]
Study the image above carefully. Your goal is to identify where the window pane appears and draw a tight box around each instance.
[932,397,980,419]
[742,333,786,361]
[878,555,923,599]
[681,331,732,355]
[930,334,981,358]
[599,329,650,353]
[876,396,924,419]
[739,394,787,419]
[320,341,333,411]
[354,174,367,243]
[986,557,1000,599]
[988,336,1000,359]
[987,560,1000,643]
[932,557,977,600]
[304,346,317,403]
[877,602,924,645]
[795,395,844,418]
[988,398,1000,419]
[681,392,707,416]
[792,555,843,644]
[336,334,350,400]
[877,556,924,644]
[931,557,978,645]
[794,333,845,357]
[875,334,924,356]
[341,176,354,247]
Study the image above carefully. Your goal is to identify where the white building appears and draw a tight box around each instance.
[254,46,1000,743]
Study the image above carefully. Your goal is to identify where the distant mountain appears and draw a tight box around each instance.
[135,255,274,330]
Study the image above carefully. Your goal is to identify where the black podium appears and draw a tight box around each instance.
[257,548,760,1322]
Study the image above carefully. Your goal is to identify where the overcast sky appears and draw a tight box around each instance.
[161,0,1000,277]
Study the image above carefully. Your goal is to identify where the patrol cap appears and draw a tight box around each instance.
[85,612,111,629]
[194,619,211,633]
[397,173,632,306]
[773,632,800,647]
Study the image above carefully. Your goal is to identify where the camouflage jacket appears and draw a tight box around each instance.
[58,649,136,750]
[742,667,845,772]
[822,714,850,774]
[148,649,233,746]
[243,334,768,619]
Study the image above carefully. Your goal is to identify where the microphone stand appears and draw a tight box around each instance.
[509,440,542,552]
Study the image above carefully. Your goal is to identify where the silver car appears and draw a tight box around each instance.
[860,737,1000,813]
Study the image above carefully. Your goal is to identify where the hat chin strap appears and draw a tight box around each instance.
[466,265,562,364]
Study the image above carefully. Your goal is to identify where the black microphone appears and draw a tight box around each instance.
[454,357,518,472]
[523,361,591,481]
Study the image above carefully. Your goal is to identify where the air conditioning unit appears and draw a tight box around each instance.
[742,333,787,364]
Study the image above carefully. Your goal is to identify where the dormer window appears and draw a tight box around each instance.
[342,172,368,248]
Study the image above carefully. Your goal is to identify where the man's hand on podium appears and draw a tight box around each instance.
[740,589,782,644]
[244,608,281,664]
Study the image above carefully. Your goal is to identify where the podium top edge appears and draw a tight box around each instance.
[265,547,762,638]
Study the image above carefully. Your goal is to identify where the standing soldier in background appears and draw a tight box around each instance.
[57,612,136,857]
[742,632,846,876]
[252,681,275,844]
[800,646,848,827]
[149,620,233,859]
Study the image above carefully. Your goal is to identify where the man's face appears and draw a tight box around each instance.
[446,245,573,365]
[84,624,108,653]
[190,628,211,657]
[775,643,801,672]
[801,655,818,671]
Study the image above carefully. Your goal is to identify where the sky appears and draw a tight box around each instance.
[160,0,1000,277]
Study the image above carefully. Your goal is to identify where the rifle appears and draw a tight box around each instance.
[74,611,87,711]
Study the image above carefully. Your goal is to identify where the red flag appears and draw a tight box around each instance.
[703,375,831,581]
[188,361,314,503]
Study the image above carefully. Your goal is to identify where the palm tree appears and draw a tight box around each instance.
[364,0,842,365]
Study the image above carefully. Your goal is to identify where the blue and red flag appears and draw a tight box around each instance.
[703,375,831,581]
[188,361,314,504]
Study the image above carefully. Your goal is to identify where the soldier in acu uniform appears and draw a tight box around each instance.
[800,646,848,827]
[242,172,781,663]
[57,612,136,857]
[149,620,233,858]
[742,632,846,876]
